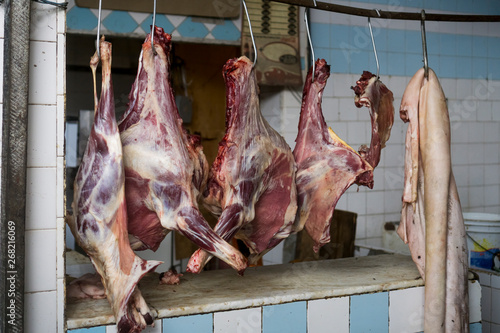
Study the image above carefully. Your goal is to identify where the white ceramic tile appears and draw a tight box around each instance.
[214,308,261,333]
[469,280,482,324]
[366,191,385,215]
[56,1,66,34]
[106,319,162,332]
[307,297,349,333]
[389,286,424,333]
[482,286,492,323]
[0,41,3,102]
[469,165,485,187]
[338,98,357,121]
[492,288,500,325]
[355,215,367,239]
[27,104,57,167]
[333,74,356,98]
[0,5,4,38]
[30,1,57,42]
[365,213,385,239]
[456,79,473,99]
[29,41,57,105]
[491,323,500,333]
[56,157,64,218]
[56,94,65,157]
[24,291,57,333]
[57,278,65,333]
[347,121,369,146]
[25,229,57,292]
[484,122,500,143]
[347,191,366,215]
[322,97,339,123]
[483,321,492,333]
[484,185,500,207]
[57,33,66,96]
[262,241,284,266]
[477,270,492,287]
[491,274,500,289]
[56,217,65,279]
[26,167,57,230]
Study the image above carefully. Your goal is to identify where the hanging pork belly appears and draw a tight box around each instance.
[68,38,161,332]
[118,26,247,274]
[187,56,298,273]
[397,67,469,332]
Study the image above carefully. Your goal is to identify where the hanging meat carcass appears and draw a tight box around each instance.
[118,27,247,274]
[294,60,394,251]
[68,39,161,332]
[397,68,469,333]
[186,56,298,273]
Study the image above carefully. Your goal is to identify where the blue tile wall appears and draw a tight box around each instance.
[311,22,500,80]
[68,327,106,333]
[350,292,389,333]
[357,0,500,15]
[262,301,307,333]
[163,313,212,333]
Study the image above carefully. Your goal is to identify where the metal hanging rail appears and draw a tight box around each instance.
[270,0,500,22]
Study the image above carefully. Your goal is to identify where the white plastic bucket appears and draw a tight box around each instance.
[464,212,500,272]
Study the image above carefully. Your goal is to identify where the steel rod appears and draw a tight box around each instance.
[271,0,500,22]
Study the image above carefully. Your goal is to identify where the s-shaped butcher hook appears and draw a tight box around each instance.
[95,0,102,58]
[304,0,317,81]
[242,0,257,68]
[368,9,381,79]
[421,9,429,78]
[151,0,158,55]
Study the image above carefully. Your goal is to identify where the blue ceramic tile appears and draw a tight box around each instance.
[406,53,424,76]
[440,34,457,56]
[456,35,472,57]
[426,32,441,56]
[470,322,482,333]
[177,17,209,39]
[427,54,440,74]
[350,292,389,333]
[68,327,106,333]
[456,56,473,79]
[387,52,405,76]
[405,30,421,54]
[349,50,370,75]
[102,11,138,34]
[141,15,175,35]
[163,313,212,333]
[211,20,240,41]
[456,0,477,13]
[439,55,456,78]
[332,49,350,73]
[66,7,97,31]
[472,36,488,58]
[311,23,330,48]
[488,58,500,80]
[472,57,488,78]
[263,302,306,333]
[371,27,387,54]
[487,37,500,59]
[331,25,350,50]
[387,30,405,53]
[315,47,331,65]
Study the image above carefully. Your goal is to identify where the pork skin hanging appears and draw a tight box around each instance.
[293,60,375,251]
[187,56,298,272]
[118,27,247,273]
[397,68,469,333]
[68,39,161,333]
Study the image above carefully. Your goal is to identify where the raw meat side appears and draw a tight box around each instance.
[351,71,395,169]
[187,56,297,272]
[293,59,374,252]
[68,40,161,332]
[118,26,247,273]
[397,68,469,333]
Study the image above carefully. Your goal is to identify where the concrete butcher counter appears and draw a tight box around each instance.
[66,254,482,332]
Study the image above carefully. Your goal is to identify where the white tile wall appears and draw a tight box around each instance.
[389,286,425,333]
[24,291,57,333]
[307,296,349,333]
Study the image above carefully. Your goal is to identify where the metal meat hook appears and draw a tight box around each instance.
[304,0,317,82]
[151,0,157,55]
[421,9,429,78]
[368,9,381,79]
[242,0,257,68]
[95,0,102,58]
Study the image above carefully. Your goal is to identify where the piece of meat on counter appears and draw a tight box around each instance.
[118,26,247,274]
[66,273,106,299]
[293,59,374,252]
[351,71,395,169]
[187,56,298,273]
[397,68,469,333]
[68,39,161,332]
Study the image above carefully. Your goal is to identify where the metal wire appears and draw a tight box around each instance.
[304,0,317,82]
[151,0,157,55]
[95,0,102,58]
[367,11,380,79]
[421,10,429,78]
[242,0,257,67]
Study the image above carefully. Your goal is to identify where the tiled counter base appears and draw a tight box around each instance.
[66,254,482,333]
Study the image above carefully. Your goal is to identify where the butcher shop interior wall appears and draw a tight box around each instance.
[0,0,499,331]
